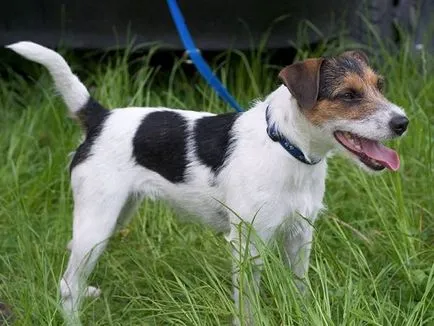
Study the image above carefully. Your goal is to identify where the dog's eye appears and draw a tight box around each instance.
[339,90,360,101]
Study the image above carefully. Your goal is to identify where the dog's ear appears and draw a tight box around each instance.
[343,50,369,64]
[278,58,324,110]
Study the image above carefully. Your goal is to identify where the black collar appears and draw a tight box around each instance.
[265,106,321,165]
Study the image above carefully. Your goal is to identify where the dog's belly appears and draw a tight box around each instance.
[165,185,230,232]
[131,169,230,232]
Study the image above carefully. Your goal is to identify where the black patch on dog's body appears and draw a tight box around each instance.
[194,113,240,173]
[77,98,109,131]
[70,98,110,171]
[133,111,188,183]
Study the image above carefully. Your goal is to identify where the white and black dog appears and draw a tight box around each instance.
[8,42,408,324]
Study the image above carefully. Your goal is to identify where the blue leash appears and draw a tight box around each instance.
[166,0,244,113]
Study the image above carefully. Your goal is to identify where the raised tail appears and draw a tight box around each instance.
[6,41,107,130]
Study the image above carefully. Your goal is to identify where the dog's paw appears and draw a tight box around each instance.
[84,286,101,298]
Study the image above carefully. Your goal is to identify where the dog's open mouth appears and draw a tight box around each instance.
[334,131,400,171]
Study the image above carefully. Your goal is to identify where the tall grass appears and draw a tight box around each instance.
[0,35,433,325]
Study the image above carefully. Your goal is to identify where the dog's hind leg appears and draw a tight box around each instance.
[65,195,141,251]
[60,174,130,325]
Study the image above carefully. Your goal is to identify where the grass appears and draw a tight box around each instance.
[0,36,433,325]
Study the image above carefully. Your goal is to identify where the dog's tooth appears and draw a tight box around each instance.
[369,158,380,166]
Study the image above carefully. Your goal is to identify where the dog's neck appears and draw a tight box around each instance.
[264,85,334,162]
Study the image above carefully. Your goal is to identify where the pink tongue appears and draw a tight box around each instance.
[360,139,400,171]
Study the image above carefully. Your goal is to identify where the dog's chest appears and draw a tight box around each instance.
[218,157,327,232]
[259,168,326,230]
[280,176,325,221]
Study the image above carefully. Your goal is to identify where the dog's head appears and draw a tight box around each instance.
[278,51,408,171]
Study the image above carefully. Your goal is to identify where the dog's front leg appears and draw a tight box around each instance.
[231,243,261,325]
[229,225,271,326]
[283,224,314,293]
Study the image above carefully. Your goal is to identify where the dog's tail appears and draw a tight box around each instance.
[6,41,107,131]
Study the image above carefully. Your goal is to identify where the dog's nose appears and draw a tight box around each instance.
[389,116,409,135]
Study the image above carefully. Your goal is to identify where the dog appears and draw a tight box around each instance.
[7,42,408,325]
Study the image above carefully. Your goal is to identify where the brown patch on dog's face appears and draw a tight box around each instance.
[303,52,388,126]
